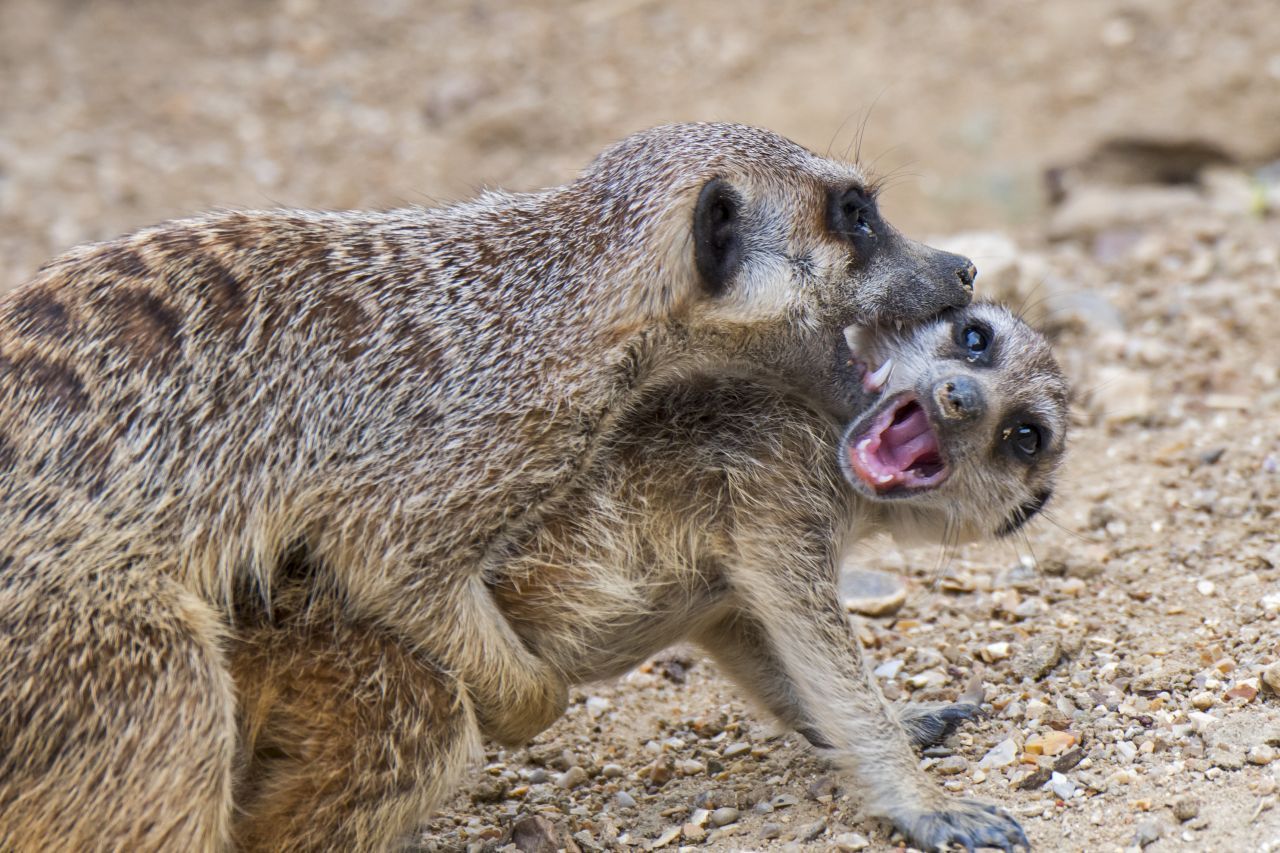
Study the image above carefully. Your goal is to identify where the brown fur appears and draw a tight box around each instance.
[0,122,978,850]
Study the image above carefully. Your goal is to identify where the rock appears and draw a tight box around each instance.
[1025,731,1077,756]
[709,807,739,827]
[981,641,1012,663]
[1049,772,1077,800]
[557,766,589,789]
[509,816,566,853]
[647,758,675,787]
[796,819,827,842]
[1013,634,1064,681]
[1014,767,1053,791]
[832,831,870,851]
[839,567,908,616]
[1207,745,1244,770]
[1190,692,1215,710]
[1049,185,1201,240]
[1262,662,1280,694]
[935,756,968,776]
[680,823,705,843]
[1248,745,1277,765]
[1133,816,1167,847]
[978,738,1019,769]
[615,790,637,809]
[873,659,905,679]
[1173,796,1200,822]
[471,775,510,804]
[585,696,611,719]
[1054,747,1086,772]
[650,826,681,849]
[760,823,782,840]
[771,793,800,809]
[721,742,751,759]
[601,763,625,779]
[675,759,705,776]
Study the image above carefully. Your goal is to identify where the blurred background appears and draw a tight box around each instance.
[3,0,1279,293]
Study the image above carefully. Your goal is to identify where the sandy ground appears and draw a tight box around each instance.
[3,1,1280,851]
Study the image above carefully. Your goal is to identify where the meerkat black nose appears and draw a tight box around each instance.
[935,375,984,421]
[956,259,977,292]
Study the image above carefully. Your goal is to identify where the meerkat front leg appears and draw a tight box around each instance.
[699,540,1027,851]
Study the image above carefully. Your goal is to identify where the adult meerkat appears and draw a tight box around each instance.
[236,302,1066,851]
[0,123,975,850]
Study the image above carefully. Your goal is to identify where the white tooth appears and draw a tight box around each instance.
[843,325,860,353]
[866,358,895,391]
[894,319,903,333]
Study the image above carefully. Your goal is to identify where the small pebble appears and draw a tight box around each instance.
[709,807,739,827]
[1134,816,1166,847]
[1173,796,1200,822]
[615,790,636,809]
[1049,771,1077,800]
[979,738,1019,769]
[832,831,869,851]
[601,763,625,779]
[797,819,827,842]
[556,766,588,789]
[840,567,908,616]
[1190,691,1215,710]
[760,823,782,840]
[935,756,968,776]
[1248,744,1276,765]
[721,742,751,759]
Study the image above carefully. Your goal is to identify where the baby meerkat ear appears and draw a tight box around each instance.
[693,177,744,296]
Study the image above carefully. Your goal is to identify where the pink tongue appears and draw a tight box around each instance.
[879,406,938,472]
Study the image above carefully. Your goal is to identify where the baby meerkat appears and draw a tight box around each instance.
[238,302,1066,851]
[0,123,977,851]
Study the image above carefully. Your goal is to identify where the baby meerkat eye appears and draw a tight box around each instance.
[1006,424,1042,461]
[962,325,988,356]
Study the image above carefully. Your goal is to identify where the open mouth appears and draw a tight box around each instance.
[845,393,950,494]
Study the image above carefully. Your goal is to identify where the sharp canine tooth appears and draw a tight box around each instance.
[867,358,895,391]
[843,326,859,353]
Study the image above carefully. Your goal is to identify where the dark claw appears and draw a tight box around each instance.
[901,701,985,749]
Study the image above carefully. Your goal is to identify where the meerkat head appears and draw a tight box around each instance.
[573,123,975,335]
[837,302,1069,542]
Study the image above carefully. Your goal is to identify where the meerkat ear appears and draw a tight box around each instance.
[693,178,744,296]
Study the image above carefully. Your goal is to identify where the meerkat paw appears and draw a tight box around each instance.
[898,671,987,749]
[888,799,1029,851]
[897,700,985,749]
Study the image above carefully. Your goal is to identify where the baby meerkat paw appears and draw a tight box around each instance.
[888,799,1029,851]
[898,700,985,749]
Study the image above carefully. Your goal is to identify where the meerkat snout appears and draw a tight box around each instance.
[934,375,984,421]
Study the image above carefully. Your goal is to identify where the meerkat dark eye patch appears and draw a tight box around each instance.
[828,186,878,247]
[996,488,1052,537]
[693,178,744,296]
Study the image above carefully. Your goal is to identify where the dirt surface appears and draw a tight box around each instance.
[4,2,1280,851]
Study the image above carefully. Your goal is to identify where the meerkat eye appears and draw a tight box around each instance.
[829,186,876,241]
[1008,424,1042,460]
[954,322,993,363]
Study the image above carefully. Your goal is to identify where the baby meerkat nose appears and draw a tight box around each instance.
[935,375,984,421]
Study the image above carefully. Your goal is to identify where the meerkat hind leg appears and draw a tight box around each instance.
[230,608,481,853]
[0,561,236,852]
